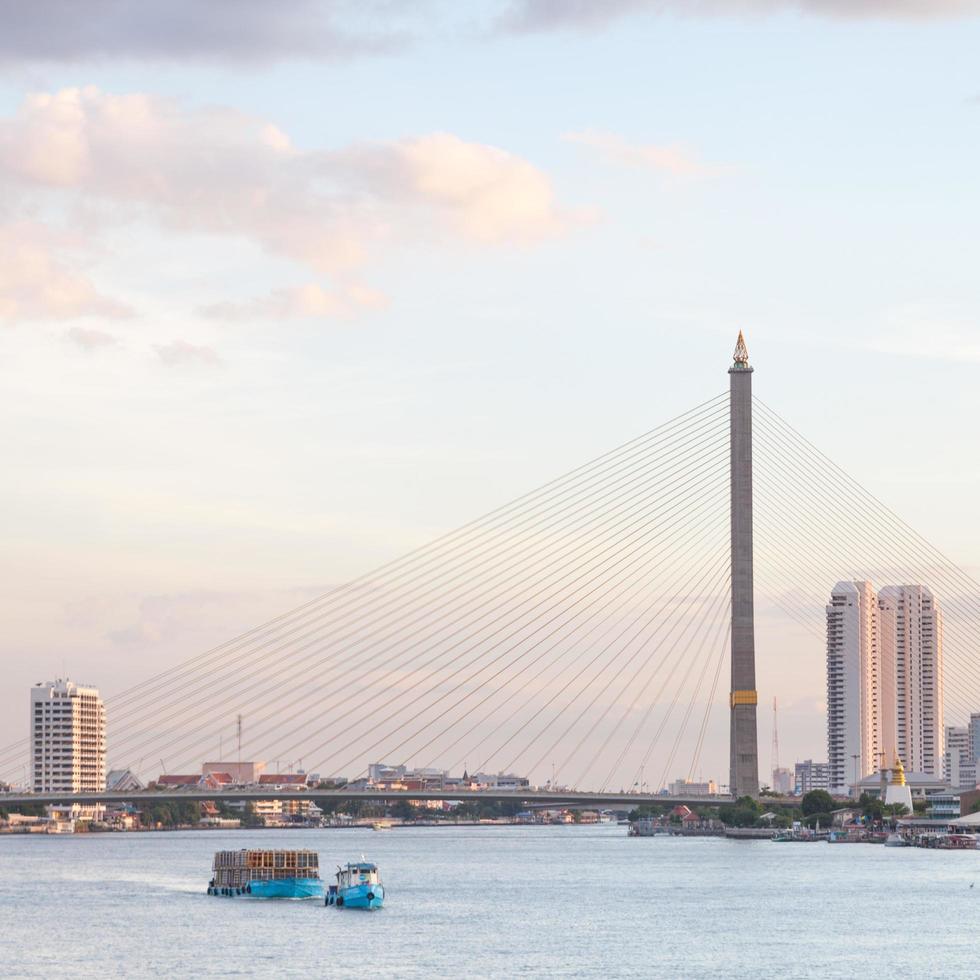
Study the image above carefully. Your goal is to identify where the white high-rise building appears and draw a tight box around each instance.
[30,679,106,794]
[878,586,944,778]
[826,581,890,794]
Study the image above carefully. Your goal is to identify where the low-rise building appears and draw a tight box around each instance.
[668,779,718,797]
[106,769,144,792]
[202,761,265,784]
[468,772,530,791]
[794,760,830,796]
[850,770,946,801]
[924,790,961,821]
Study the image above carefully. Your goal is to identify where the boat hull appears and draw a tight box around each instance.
[209,877,324,899]
[327,882,385,909]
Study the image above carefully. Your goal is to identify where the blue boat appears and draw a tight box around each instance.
[325,861,385,909]
[208,849,324,899]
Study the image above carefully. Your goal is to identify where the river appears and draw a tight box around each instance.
[1,824,977,977]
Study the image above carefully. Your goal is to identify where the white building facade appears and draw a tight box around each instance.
[826,581,887,794]
[944,725,975,790]
[30,679,106,793]
[826,581,945,794]
[878,585,944,778]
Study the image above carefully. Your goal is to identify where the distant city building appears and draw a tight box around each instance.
[771,767,794,795]
[970,713,980,765]
[469,772,530,791]
[878,585,944,777]
[826,581,892,794]
[794,759,830,796]
[202,761,265,784]
[945,725,978,791]
[106,769,144,793]
[30,679,106,794]
[668,779,718,797]
[364,763,528,793]
[367,763,408,783]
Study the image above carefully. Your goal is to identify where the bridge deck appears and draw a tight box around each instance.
[1,789,801,808]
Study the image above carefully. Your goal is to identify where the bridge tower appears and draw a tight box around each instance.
[729,331,760,798]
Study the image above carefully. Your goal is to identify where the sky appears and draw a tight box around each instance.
[2,0,980,787]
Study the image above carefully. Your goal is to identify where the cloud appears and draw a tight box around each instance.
[0,0,412,65]
[564,130,722,177]
[336,133,579,243]
[0,222,131,324]
[206,282,389,321]
[501,0,980,31]
[65,326,120,350]
[0,88,578,280]
[154,339,222,368]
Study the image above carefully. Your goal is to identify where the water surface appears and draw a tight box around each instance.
[1,825,977,977]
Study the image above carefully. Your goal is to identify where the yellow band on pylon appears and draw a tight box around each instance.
[730,689,758,707]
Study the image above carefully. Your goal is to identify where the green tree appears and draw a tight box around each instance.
[718,796,762,828]
[390,799,416,821]
[241,803,264,828]
[801,790,834,817]
[858,792,884,823]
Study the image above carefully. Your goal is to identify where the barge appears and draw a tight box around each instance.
[208,849,324,899]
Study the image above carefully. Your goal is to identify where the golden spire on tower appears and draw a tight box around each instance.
[733,330,749,367]
[890,754,907,786]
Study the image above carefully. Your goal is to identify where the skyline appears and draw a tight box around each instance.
[4,2,980,780]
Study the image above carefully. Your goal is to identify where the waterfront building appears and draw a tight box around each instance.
[368,763,408,782]
[825,581,892,794]
[470,772,531,791]
[793,759,830,796]
[30,679,106,794]
[849,767,946,801]
[878,585,944,777]
[202,761,265,784]
[106,769,144,792]
[668,778,718,797]
[924,789,961,821]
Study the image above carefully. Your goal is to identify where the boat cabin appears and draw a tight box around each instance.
[337,862,381,888]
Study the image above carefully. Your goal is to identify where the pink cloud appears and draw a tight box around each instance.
[154,339,221,368]
[0,221,131,324]
[205,281,389,321]
[564,130,723,178]
[0,88,581,279]
[65,326,120,350]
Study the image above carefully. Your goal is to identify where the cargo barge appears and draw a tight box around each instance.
[208,849,323,899]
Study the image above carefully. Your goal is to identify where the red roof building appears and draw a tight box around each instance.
[155,774,203,787]
[257,773,308,789]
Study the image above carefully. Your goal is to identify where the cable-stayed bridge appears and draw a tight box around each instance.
[4,335,980,807]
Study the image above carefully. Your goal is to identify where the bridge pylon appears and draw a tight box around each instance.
[729,331,759,798]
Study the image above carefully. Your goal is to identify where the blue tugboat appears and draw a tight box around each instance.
[208,849,324,899]
[325,861,385,909]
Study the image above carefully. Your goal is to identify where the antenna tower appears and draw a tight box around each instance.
[771,697,780,783]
